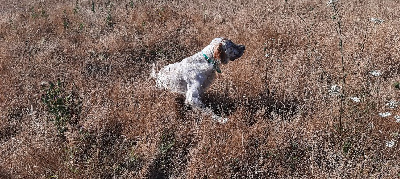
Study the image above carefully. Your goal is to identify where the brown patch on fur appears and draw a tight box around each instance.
[213,43,226,60]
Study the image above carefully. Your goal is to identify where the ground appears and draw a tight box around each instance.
[0,0,399,178]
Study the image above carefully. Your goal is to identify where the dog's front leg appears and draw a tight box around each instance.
[185,82,229,123]
[185,82,204,108]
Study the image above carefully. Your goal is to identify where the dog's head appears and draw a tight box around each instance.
[212,37,245,64]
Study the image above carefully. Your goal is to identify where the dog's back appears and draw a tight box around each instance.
[152,53,215,94]
[155,62,187,94]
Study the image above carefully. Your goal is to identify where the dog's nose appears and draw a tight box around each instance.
[239,45,245,51]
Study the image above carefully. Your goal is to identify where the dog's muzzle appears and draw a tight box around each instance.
[231,45,246,61]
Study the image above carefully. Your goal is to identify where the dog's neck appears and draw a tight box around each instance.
[200,44,222,73]
[201,44,216,59]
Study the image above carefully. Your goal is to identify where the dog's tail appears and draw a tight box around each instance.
[150,63,157,79]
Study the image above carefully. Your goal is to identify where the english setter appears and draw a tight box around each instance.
[151,37,245,122]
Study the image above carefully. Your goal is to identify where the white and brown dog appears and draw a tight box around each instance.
[151,37,245,122]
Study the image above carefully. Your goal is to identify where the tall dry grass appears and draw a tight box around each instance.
[0,0,399,178]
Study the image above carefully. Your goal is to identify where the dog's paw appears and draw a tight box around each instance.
[197,107,229,123]
[211,115,229,123]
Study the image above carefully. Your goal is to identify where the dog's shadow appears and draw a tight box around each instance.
[175,90,300,125]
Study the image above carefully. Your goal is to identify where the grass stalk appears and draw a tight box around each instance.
[329,0,346,132]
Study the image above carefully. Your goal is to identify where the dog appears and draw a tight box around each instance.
[151,37,245,122]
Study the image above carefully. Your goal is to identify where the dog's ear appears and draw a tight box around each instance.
[213,43,225,60]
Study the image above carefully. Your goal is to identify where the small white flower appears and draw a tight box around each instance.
[370,18,384,24]
[327,0,338,5]
[369,70,381,77]
[329,85,341,95]
[385,100,398,109]
[350,97,361,103]
[386,140,395,148]
[379,112,391,118]
[395,115,400,123]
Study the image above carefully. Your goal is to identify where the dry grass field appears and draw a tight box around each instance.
[1,0,399,178]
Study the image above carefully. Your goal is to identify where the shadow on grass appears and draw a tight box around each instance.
[147,129,193,179]
[1,107,24,142]
[172,89,300,125]
[203,90,300,125]
[0,167,11,179]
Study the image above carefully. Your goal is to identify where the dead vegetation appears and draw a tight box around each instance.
[0,0,399,178]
